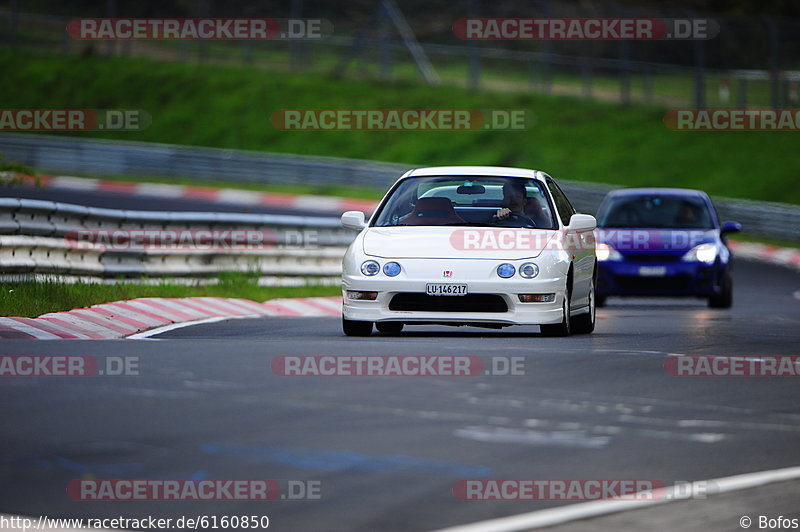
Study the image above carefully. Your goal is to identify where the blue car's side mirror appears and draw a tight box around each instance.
[721,221,742,234]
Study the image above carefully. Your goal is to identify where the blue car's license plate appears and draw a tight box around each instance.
[638,266,667,277]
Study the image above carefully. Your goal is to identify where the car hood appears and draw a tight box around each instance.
[595,228,718,255]
[362,226,560,260]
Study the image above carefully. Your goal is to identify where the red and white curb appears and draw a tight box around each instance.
[0,296,342,340]
[25,174,377,214]
[728,240,800,271]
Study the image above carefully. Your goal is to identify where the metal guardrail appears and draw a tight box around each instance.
[2,133,799,242]
[0,198,355,278]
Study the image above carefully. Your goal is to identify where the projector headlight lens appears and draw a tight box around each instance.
[383,262,401,277]
[360,260,380,276]
[596,243,622,262]
[497,263,516,278]
[519,263,539,278]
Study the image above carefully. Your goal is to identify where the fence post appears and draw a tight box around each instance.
[693,39,706,108]
[581,58,592,98]
[378,2,391,79]
[8,0,18,47]
[467,0,482,91]
[763,16,780,108]
[106,0,116,57]
[619,40,631,105]
[290,0,303,72]
[737,77,747,108]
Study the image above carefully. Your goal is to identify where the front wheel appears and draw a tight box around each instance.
[343,317,373,336]
[540,288,571,337]
[708,273,733,308]
[571,282,596,334]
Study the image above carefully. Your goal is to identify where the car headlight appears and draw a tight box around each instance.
[383,262,401,277]
[682,243,717,264]
[360,260,380,276]
[596,243,623,262]
[496,263,516,278]
[519,263,539,278]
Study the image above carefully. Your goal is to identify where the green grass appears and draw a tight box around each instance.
[0,274,340,317]
[2,49,800,205]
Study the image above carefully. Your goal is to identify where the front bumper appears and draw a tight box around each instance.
[342,276,566,326]
[597,260,724,297]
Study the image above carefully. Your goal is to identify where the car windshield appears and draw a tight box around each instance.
[373,176,558,229]
[597,194,714,229]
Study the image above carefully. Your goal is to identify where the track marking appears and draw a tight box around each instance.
[127,315,259,339]
[431,465,800,532]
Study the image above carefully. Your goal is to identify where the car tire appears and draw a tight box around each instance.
[376,322,404,334]
[343,317,373,336]
[708,273,733,308]
[540,285,571,337]
[571,282,596,334]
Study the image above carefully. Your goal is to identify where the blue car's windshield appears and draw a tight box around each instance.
[598,195,714,229]
[373,176,558,229]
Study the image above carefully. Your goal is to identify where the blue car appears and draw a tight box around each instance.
[594,188,741,308]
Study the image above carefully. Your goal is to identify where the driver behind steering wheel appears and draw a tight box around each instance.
[493,180,528,223]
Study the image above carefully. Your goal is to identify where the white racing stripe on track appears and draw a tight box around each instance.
[431,466,800,532]
[128,315,258,339]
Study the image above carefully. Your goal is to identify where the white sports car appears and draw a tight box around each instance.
[340,166,597,336]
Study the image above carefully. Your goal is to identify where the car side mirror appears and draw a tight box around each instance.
[567,213,597,232]
[721,221,742,234]
[341,211,367,230]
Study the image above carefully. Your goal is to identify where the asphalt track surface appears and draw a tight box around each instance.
[1,259,799,531]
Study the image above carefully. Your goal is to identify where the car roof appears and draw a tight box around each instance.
[404,166,543,180]
[605,187,710,199]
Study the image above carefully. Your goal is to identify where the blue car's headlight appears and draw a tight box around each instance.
[497,263,516,278]
[596,243,622,262]
[383,262,401,277]
[360,260,380,276]
[682,244,717,264]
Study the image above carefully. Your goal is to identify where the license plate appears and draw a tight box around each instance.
[638,266,667,277]
[426,283,468,296]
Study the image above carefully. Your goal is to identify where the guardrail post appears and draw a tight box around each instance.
[693,39,706,109]
[764,16,780,108]
[581,58,592,98]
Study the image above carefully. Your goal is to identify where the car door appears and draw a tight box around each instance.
[546,176,593,310]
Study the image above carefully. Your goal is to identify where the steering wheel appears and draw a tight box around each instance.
[507,212,538,227]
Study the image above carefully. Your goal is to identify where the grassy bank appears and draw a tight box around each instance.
[0,275,340,317]
[1,50,799,204]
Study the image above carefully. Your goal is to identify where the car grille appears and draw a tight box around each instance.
[613,274,692,292]
[389,293,509,313]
